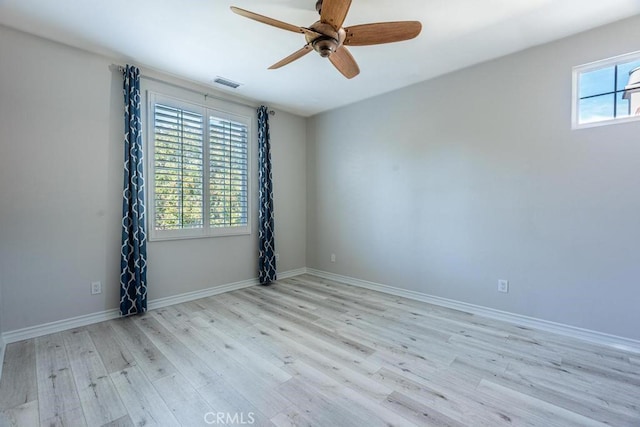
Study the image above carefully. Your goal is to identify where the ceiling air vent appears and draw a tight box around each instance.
[213,77,242,89]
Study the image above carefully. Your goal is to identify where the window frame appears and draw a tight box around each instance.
[572,50,640,129]
[146,91,253,241]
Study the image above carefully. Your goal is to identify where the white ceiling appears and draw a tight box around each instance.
[1,0,639,116]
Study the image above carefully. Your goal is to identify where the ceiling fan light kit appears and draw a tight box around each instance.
[231,0,422,79]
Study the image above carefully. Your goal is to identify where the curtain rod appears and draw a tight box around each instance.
[112,64,275,116]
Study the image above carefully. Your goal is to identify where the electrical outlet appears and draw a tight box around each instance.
[275,253,280,262]
[91,281,102,295]
[498,279,509,293]
[330,253,336,263]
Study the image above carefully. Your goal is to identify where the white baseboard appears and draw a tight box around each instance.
[2,308,122,345]
[147,277,259,312]
[1,268,304,344]
[277,268,308,280]
[306,268,640,354]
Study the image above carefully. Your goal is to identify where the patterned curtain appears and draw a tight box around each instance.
[120,65,148,315]
[258,106,277,284]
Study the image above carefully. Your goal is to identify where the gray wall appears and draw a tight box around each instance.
[0,25,307,332]
[307,15,640,341]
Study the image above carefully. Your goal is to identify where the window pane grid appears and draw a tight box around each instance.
[576,56,640,125]
[153,103,204,231]
[151,98,250,237]
[209,117,249,228]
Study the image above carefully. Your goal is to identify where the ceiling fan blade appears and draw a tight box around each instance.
[320,0,352,30]
[269,45,313,69]
[329,46,360,79]
[230,6,305,34]
[344,21,422,46]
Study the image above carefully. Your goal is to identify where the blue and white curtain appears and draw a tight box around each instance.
[258,106,276,284]
[120,65,148,315]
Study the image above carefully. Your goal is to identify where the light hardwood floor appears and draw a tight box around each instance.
[1,274,639,426]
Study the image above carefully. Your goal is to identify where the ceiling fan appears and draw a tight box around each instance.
[230,0,422,79]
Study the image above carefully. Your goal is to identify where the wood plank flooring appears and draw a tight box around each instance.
[1,274,639,426]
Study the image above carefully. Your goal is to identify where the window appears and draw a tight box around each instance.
[147,93,251,240]
[572,51,640,128]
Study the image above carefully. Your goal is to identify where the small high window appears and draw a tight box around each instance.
[572,51,640,128]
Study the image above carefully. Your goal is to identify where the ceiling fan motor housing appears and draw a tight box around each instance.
[312,37,337,57]
[306,21,346,57]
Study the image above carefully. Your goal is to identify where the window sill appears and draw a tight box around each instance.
[149,227,252,242]
[572,114,640,130]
